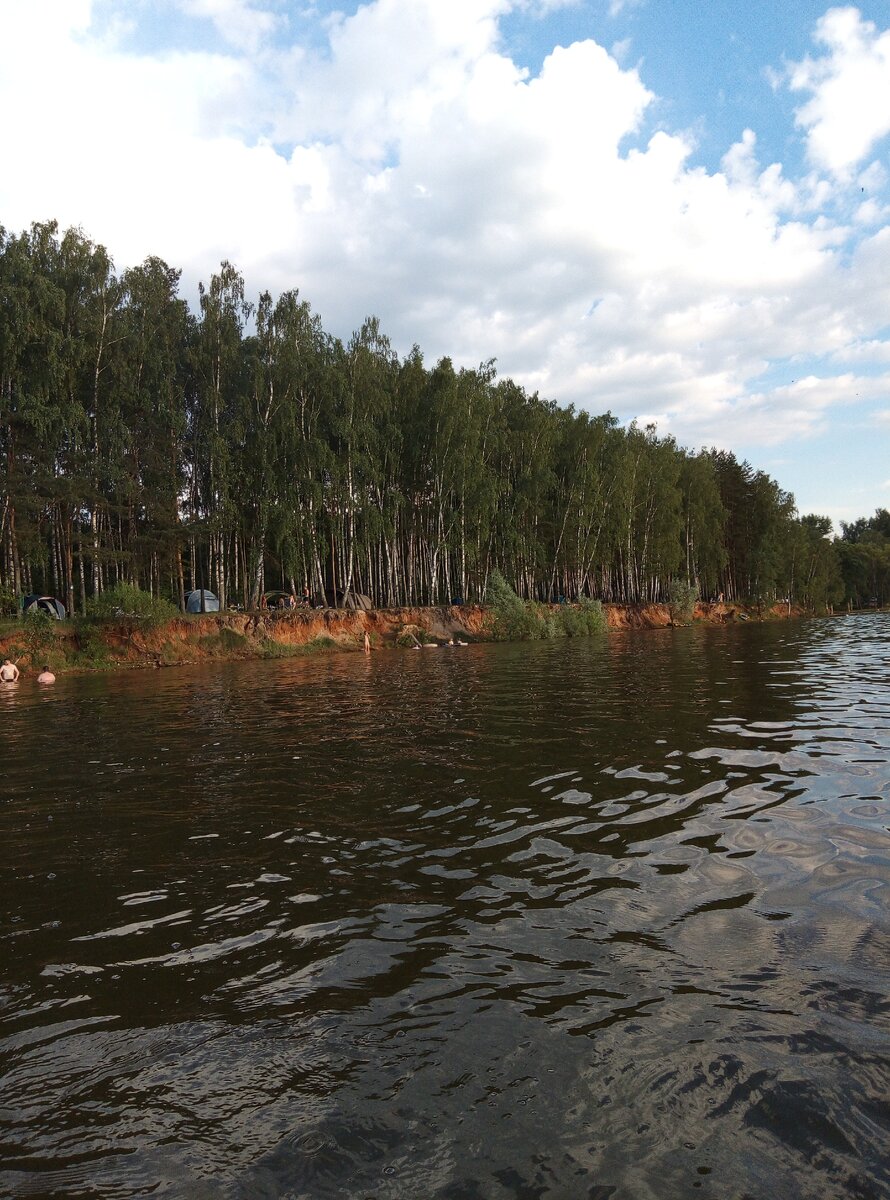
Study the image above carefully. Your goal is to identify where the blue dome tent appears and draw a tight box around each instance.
[22,594,66,619]
[185,589,220,613]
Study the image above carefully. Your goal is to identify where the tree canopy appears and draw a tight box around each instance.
[0,220,869,615]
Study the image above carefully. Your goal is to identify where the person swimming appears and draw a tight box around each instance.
[0,659,20,682]
[37,665,56,684]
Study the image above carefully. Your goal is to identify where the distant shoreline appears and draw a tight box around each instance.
[0,600,825,676]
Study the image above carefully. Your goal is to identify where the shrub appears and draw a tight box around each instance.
[667,579,698,624]
[218,626,247,650]
[199,627,249,657]
[568,596,607,635]
[20,609,57,667]
[74,623,114,669]
[486,570,549,640]
[88,584,178,624]
[556,603,586,638]
[396,623,434,647]
[308,635,337,651]
[486,572,609,641]
[542,596,606,637]
[0,583,17,618]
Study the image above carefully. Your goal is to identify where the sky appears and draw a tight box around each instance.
[1,0,889,531]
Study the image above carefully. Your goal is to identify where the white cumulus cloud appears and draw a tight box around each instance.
[178,0,281,51]
[786,6,890,177]
[0,0,889,481]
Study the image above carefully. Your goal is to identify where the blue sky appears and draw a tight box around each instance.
[2,0,889,530]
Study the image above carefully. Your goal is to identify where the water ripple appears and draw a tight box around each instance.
[1,615,889,1197]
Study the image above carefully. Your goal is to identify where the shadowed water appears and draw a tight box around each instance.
[1,614,889,1199]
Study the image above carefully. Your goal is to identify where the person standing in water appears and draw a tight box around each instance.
[1,659,20,682]
[363,630,371,654]
[37,665,56,684]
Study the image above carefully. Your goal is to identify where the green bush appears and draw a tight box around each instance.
[199,627,249,656]
[73,623,114,669]
[486,572,609,641]
[308,635,337,651]
[218,626,247,651]
[0,583,17,619]
[556,604,585,638]
[667,579,698,624]
[88,584,178,624]
[558,596,607,636]
[20,609,57,667]
[486,570,548,640]
[396,624,434,647]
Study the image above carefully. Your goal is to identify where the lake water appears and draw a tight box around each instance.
[1,615,889,1199]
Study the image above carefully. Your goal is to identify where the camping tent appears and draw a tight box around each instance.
[323,589,373,611]
[263,591,295,609]
[185,589,220,613]
[22,594,66,619]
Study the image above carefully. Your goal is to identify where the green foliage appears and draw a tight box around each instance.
[20,609,56,667]
[217,626,248,651]
[87,584,178,624]
[0,217,881,619]
[555,604,586,638]
[486,570,548,640]
[73,623,114,669]
[562,596,607,636]
[396,624,434,646]
[841,507,890,544]
[308,635,338,651]
[0,584,17,618]
[667,579,698,624]
[790,515,845,612]
[257,638,299,659]
[838,509,890,608]
[486,571,607,641]
[199,627,249,656]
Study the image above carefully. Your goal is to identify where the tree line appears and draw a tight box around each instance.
[0,219,883,616]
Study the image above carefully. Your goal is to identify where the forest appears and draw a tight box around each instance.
[1,220,887,616]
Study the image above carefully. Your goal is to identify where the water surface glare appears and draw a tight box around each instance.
[1,615,889,1199]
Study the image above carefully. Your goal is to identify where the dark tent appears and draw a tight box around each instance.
[185,589,220,613]
[323,589,373,611]
[263,591,295,609]
[22,594,66,620]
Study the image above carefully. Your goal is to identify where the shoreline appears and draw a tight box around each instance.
[0,600,812,676]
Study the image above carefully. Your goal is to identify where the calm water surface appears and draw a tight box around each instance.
[1,615,889,1199]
